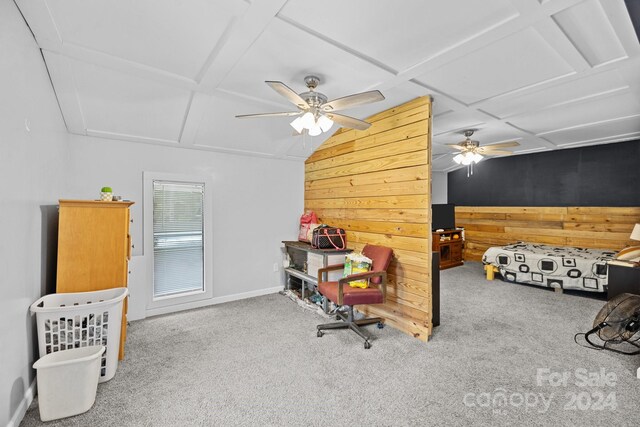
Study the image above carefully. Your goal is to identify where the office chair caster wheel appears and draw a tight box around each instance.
[317,330,324,337]
[364,341,371,349]
[377,322,384,329]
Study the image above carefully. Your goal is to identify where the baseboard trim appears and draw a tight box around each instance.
[7,378,36,427]
[145,286,283,318]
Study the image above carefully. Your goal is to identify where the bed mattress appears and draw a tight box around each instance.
[482,242,617,293]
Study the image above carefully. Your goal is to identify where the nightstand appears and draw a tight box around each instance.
[607,264,640,300]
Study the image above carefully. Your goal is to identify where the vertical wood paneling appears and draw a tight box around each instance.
[456,206,640,261]
[305,97,432,341]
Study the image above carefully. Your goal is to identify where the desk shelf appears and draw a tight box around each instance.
[282,241,351,300]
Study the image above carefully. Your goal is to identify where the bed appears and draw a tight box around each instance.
[482,242,617,293]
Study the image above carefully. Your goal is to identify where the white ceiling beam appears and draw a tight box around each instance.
[557,131,640,148]
[198,0,290,93]
[532,18,591,72]
[275,14,398,76]
[373,0,585,101]
[38,40,199,92]
[178,92,210,146]
[41,50,86,134]
[600,0,640,57]
[15,0,62,48]
[86,129,179,145]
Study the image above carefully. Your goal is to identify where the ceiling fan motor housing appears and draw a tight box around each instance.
[300,91,327,109]
[300,75,327,113]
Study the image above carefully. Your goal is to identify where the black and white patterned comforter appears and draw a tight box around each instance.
[482,242,617,293]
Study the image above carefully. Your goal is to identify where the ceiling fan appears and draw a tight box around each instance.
[235,75,385,136]
[447,129,519,175]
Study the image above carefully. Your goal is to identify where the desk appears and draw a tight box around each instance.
[282,241,351,300]
[608,263,640,300]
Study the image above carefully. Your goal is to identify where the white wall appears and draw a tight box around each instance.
[64,137,304,319]
[0,3,304,425]
[0,2,70,425]
[431,171,448,204]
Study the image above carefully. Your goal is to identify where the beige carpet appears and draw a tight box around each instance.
[21,262,640,426]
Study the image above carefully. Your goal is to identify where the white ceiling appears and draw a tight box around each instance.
[16,0,640,171]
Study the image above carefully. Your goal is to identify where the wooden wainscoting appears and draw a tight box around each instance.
[456,206,640,261]
[305,96,433,341]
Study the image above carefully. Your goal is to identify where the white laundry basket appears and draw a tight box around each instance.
[30,287,128,382]
[33,346,105,421]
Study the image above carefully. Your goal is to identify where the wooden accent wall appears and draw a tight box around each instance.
[305,96,432,341]
[457,206,640,261]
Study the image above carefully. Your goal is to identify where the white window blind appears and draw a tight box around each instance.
[153,181,204,298]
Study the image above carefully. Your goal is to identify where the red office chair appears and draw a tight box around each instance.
[316,244,393,349]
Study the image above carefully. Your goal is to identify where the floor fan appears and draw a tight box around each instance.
[577,293,640,378]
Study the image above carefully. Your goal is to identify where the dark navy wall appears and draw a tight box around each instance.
[447,140,640,207]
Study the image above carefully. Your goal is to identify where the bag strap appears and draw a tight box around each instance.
[323,228,345,250]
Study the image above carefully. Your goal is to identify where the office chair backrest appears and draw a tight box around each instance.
[362,244,393,284]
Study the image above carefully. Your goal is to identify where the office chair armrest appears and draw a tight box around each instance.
[337,271,387,284]
[337,271,387,305]
[317,263,345,283]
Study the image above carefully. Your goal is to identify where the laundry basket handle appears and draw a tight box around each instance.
[30,288,129,314]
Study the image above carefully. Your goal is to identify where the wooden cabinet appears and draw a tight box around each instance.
[432,229,464,270]
[56,200,134,360]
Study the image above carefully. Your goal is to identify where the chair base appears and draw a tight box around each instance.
[317,305,383,349]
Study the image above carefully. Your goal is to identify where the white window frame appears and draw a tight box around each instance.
[144,172,213,314]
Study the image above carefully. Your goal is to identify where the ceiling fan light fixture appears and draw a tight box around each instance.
[317,114,333,132]
[453,150,483,165]
[290,110,333,136]
[308,125,322,136]
[300,111,316,129]
[290,116,304,133]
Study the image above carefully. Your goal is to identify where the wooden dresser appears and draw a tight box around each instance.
[56,200,134,360]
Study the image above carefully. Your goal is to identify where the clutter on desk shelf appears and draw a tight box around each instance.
[279,290,334,318]
[298,210,318,242]
[308,293,323,305]
[344,252,372,288]
[311,225,347,250]
[306,223,321,242]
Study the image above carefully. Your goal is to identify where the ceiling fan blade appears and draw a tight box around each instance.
[321,90,385,112]
[235,111,302,119]
[483,141,520,149]
[325,113,371,130]
[265,81,309,110]
[445,143,466,151]
[478,149,514,156]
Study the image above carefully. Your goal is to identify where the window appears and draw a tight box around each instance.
[152,181,204,298]
[144,172,213,313]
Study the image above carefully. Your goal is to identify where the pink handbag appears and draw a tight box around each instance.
[298,211,319,242]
